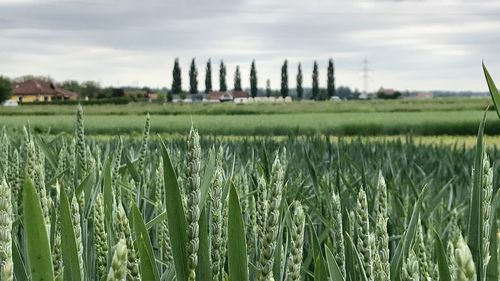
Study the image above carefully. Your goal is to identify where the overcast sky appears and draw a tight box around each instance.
[1,0,499,91]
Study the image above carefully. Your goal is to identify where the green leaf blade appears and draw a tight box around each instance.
[59,185,82,281]
[228,183,249,281]
[132,204,160,281]
[161,140,189,281]
[23,176,55,281]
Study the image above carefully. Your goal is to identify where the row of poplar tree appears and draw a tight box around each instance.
[170,58,336,100]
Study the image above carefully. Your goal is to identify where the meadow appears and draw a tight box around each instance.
[0,98,496,136]
[1,109,500,136]
[0,98,492,116]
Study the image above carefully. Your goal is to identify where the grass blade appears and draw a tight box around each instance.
[466,111,487,280]
[13,238,28,281]
[325,245,345,281]
[199,149,215,213]
[161,140,189,281]
[390,185,428,281]
[59,185,82,281]
[23,176,55,281]
[483,62,500,119]
[103,157,115,245]
[196,208,211,281]
[433,230,452,281]
[132,204,160,281]
[228,183,249,281]
[345,234,368,281]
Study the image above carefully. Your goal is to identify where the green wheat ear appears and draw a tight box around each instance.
[454,234,477,281]
[285,201,305,281]
[71,194,84,278]
[258,154,284,281]
[94,193,108,280]
[355,188,373,280]
[107,239,128,281]
[185,126,201,281]
[115,203,139,281]
[210,146,224,281]
[331,191,345,277]
[0,177,13,281]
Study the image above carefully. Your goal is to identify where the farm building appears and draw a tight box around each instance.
[10,79,79,103]
[207,91,250,102]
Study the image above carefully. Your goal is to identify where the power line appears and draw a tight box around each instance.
[362,57,370,95]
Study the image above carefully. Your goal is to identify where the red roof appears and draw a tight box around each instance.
[207,91,231,100]
[12,79,78,98]
[231,91,249,98]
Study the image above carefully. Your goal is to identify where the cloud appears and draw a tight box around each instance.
[0,0,499,91]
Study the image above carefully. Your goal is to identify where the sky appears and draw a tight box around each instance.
[0,0,499,92]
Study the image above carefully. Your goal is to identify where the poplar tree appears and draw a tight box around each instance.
[281,60,288,98]
[266,79,271,97]
[219,61,227,92]
[234,66,242,91]
[250,60,258,98]
[189,58,198,94]
[296,63,303,100]
[312,61,319,100]
[327,58,335,98]
[171,58,182,94]
[205,59,212,93]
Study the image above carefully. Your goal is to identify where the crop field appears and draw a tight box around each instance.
[0,98,497,136]
[0,102,498,280]
[2,110,500,136]
[0,98,492,116]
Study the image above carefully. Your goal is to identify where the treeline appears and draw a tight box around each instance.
[6,75,166,101]
[170,58,360,100]
[59,80,166,100]
[0,59,363,104]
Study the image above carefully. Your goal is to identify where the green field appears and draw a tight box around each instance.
[0,98,492,116]
[0,110,498,136]
[1,115,499,280]
[0,98,498,136]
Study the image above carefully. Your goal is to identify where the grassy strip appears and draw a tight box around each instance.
[0,98,492,116]
[1,110,500,136]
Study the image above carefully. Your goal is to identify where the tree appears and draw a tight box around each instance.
[327,58,335,98]
[266,79,271,97]
[171,58,182,94]
[296,63,303,100]
[376,88,402,99]
[0,76,12,103]
[234,66,242,91]
[336,86,360,100]
[81,81,101,99]
[219,61,227,91]
[189,58,198,94]
[112,88,125,97]
[250,60,258,98]
[60,80,82,93]
[281,60,288,98]
[312,61,319,100]
[205,59,212,93]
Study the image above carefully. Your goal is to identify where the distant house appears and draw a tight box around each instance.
[207,91,250,103]
[415,91,432,99]
[232,91,250,103]
[11,79,78,103]
[146,92,159,102]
